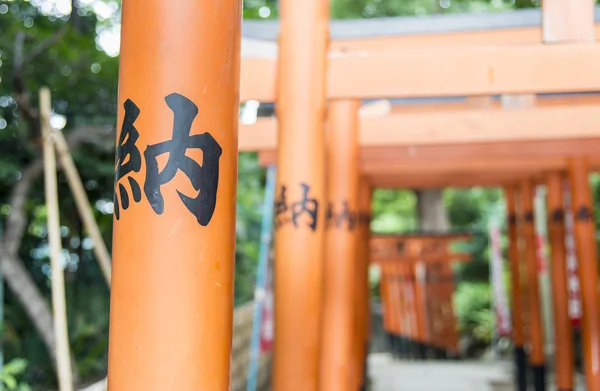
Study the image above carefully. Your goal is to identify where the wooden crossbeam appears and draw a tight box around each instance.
[370,234,471,264]
[330,26,600,52]
[327,44,600,99]
[369,172,526,189]
[240,58,277,102]
[372,253,472,264]
[240,100,600,151]
[241,44,600,101]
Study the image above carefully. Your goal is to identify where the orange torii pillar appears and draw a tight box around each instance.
[568,158,600,391]
[272,0,329,388]
[388,267,403,359]
[546,172,575,391]
[355,179,372,390]
[520,180,546,391]
[379,266,394,353]
[106,1,241,389]
[505,186,528,391]
[413,261,428,360]
[398,263,413,359]
[320,100,360,391]
[424,263,438,358]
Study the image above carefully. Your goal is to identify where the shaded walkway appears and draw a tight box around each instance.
[368,354,589,391]
[368,354,514,391]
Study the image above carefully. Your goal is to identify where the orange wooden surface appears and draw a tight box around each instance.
[504,186,525,348]
[370,172,526,189]
[328,44,600,99]
[355,178,372,386]
[320,100,360,391]
[240,58,277,102]
[331,25,600,52]
[546,172,574,390]
[380,268,392,334]
[271,0,329,388]
[107,1,241,389]
[240,100,600,151]
[413,262,428,344]
[568,158,600,390]
[542,0,595,43]
[519,180,546,366]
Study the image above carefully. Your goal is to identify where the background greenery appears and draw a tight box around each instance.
[2,0,600,388]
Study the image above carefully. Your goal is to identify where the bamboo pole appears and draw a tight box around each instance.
[53,131,111,286]
[40,87,73,391]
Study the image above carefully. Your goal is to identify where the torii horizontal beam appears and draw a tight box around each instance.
[372,253,472,264]
[330,24,600,51]
[368,172,530,189]
[240,98,600,151]
[241,44,600,101]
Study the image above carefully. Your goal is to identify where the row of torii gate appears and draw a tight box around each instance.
[106,1,600,391]
[375,233,471,362]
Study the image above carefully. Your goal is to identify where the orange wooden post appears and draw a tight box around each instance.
[320,100,360,391]
[520,179,547,391]
[388,269,402,359]
[413,262,428,359]
[379,266,393,351]
[505,185,528,391]
[403,262,417,359]
[107,1,241,389]
[546,172,575,391]
[355,178,372,389]
[273,0,329,388]
[396,264,409,359]
[568,157,600,391]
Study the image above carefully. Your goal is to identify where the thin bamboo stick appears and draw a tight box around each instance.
[40,87,74,391]
[53,130,111,286]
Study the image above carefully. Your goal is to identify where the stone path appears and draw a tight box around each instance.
[368,354,587,391]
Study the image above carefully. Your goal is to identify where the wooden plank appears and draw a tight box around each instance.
[239,117,277,151]
[361,158,568,175]
[360,104,600,146]
[240,58,277,102]
[331,25,600,52]
[369,172,527,189]
[360,139,600,162]
[327,44,600,99]
[372,253,472,264]
[543,0,595,43]
[241,102,600,152]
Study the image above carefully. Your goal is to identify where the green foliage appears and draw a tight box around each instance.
[331,0,535,19]
[454,283,493,344]
[1,359,32,391]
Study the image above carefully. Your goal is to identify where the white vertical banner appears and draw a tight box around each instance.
[534,186,555,355]
[563,180,583,326]
[489,222,512,337]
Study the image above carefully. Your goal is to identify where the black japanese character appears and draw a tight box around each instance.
[291,183,319,231]
[144,93,222,227]
[114,99,143,220]
[550,208,564,223]
[326,201,357,230]
[274,185,289,228]
[575,205,594,222]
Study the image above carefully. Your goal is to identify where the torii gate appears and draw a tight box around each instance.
[372,233,472,360]
[107,1,600,391]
